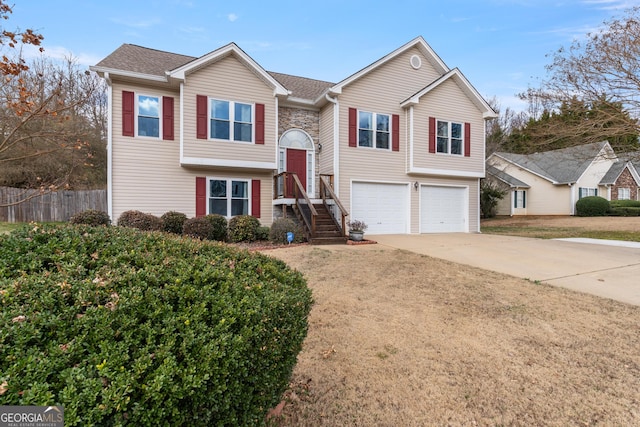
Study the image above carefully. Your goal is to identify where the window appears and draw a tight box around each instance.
[437,120,463,155]
[209,179,249,217]
[618,187,631,200]
[579,187,598,199]
[137,95,160,137]
[210,99,253,142]
[358,111,390,149]
[514,190,526,209]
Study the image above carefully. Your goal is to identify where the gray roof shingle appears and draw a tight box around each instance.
[486,165,530,188]
[494,141,611,184]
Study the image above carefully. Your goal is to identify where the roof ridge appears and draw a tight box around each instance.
[123,43,197,59]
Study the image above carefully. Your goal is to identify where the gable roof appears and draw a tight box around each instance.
[92,43,327,99]
[401,68,497,119]
[486,165,530,188]
[491,141,614,185]
[328,36,449,96]
[600,157,640,186]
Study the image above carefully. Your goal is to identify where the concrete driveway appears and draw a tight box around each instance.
[370,233,640,306]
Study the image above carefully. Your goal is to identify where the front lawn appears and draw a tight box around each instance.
[481,215,640,241]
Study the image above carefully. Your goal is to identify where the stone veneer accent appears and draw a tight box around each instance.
[612,167,639,200]
[277,106,322,198]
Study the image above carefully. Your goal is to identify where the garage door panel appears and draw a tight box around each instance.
[421,186,467,233]
[352,182,408,234]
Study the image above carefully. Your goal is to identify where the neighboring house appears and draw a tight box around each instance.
[91,36,496,238]
[486,141,640,216]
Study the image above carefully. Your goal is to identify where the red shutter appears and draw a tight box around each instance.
[162,96,174,140]
[392,114,400,152]
[196,95,208,139]
[428,117,436,153]
[122,91,134,137]
[255,103,265,144]
[195,177,206,217]
[251,180,261,218]
[348,107,357,147]
[464,122,471,157]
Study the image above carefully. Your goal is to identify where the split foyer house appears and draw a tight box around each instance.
[486,141,640,216]
[91,36,497,238]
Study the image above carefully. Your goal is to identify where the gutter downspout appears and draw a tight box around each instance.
[325,93,340,195]
[104,72,113,222]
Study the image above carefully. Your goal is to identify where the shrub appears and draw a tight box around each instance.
[117,210,163,231]
[269,218,305,244]
[480,180,507,218]
[161,211,187,234]
[69,209,111,226]
[204,214,228,241]
[609,206,640,216]
[182,216,214,240]
[257,226,271,241]
[0,224,312,426]
[575,196,610,217]
[228,215,261,243]
[610,199,640,208]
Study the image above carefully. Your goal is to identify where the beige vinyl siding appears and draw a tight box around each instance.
[110,82,273,225]
[411,79,485,175]
[336,47,435,214]
[412,177,479,233]
[319,104,335,175]
[490,157,571,215]
[575,151,615,201]
[182,55,277,163]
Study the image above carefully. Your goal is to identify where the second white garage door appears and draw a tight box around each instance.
[421,185,468,233]
[352,182,409,234]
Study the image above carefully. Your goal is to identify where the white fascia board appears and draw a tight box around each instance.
[408,167,484,178]
[89,66,167,83]
[181,157,276,170]
[627,162,640,185]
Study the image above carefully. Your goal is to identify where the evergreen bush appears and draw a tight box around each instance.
[575,196,610,217]
[69,209,111,226]
[117,210,163,231]
[228,215,261,243]
[161,211,187,234]
[182,216,214,240]
[204,214,228,241]
[0,224,312,426]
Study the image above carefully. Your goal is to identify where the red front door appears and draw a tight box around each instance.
[286,148,307,198]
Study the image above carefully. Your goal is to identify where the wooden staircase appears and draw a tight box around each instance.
[307,204,348,245]
[274,172,349,245]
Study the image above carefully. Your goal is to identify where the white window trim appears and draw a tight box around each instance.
[436,119,464,156]
[618,187,631,200]
[357,110,391,151]
[209,98,255,144]
[579,187,598,199]
[207,177,252,218]
[514,190,526,209]
[136,93,162,139]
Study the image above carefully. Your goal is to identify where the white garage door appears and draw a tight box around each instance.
[421,185,467,233]
[352,182,408,234]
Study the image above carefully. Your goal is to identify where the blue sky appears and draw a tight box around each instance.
[8,0,640,113]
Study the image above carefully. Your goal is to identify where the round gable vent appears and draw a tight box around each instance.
[410,54,422,70]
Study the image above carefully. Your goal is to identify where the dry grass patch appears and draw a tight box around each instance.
[266,245,640,426]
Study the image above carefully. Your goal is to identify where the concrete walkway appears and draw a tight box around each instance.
[369,233,640,306]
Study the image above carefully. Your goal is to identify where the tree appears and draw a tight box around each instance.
[504,96,638,154]
[480,180,506,218]
[0,1,106,207]
[520,7,640,156]
[485,97,528,155]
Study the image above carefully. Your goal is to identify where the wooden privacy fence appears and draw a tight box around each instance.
[0,187,107,223]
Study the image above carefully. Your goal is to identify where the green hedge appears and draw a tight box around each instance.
[610,199,640,208]
[0,224,312,426]
[609,206,640,216]
[575,196,610,217]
